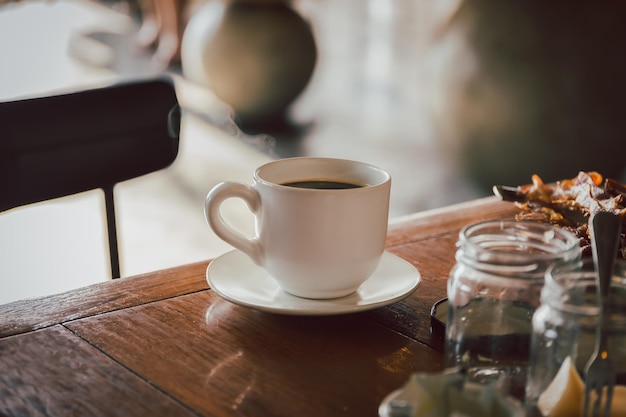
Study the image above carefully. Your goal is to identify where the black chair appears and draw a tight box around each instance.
[0,77,181,279]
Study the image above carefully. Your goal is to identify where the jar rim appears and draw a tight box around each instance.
[458,220,581,263]
[543,259,626,314]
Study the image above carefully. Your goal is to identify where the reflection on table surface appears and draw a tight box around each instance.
[0,196,519,417]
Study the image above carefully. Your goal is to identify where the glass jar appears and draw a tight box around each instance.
[445,220,581,400]
[526,260,626,417]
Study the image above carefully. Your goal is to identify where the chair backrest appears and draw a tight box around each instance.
[0,77,181,279]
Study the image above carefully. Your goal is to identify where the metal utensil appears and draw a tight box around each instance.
[583,211,623,417]
[493,185,525,202]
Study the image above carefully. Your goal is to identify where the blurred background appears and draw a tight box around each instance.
[1,0,624,304]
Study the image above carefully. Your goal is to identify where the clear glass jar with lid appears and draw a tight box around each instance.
[445,220,581,401]
[525,260,626,417]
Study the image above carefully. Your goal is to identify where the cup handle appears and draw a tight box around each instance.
[204,181,263,264]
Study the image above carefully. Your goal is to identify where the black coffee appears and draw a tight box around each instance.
[281,180,363,190]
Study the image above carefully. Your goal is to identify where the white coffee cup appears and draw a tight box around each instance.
[205,157,391,299]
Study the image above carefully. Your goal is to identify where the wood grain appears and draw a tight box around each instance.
[0,261,209,338]
[0,325,198,417]
[386,196,517,246]
[368,233,460,352]
[66,291,444,417]
[0,197,522,417]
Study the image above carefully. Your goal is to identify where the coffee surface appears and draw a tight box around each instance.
[281,180,363,190]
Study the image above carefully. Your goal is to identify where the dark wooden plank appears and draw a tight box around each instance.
[386,196,517,246]
[372,234,459,352]
[0,325,198,417]
[66,291,444,417]
[0,261,209,338]
[0,198,522,417]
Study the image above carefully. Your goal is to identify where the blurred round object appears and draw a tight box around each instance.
[181,0,317,123]
[424,0,626,189]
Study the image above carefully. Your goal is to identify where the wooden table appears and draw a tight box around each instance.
[0,197,517,417]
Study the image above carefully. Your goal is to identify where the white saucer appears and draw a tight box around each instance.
[206,250,421,315]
